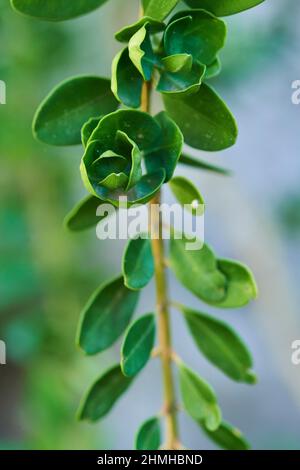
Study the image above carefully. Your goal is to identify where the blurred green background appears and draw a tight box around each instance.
[1,0,300,450]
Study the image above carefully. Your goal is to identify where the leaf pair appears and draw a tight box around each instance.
[169,236,257,309]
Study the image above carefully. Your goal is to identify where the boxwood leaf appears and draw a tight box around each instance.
[178,362,222,431]
[33,76,118,146]
[169,236,227,304]
[205,56,222,79]
[179,153,231,176]
[157,57,206,96]
[144,112,183,182]
[169,176,205,216]
[111,48,143,108]
[77,276,139,355]
[121,314,156,377]
[64,195,107,232]
[81,117,102,148]
[123,238,154,290]
[128,23,157,81]
[200,420,250,450]
[78,365,133,422]
[143,0,180,21]
[181,307,256,383]
[11,0,109,21]
[215,259,258,308]
[115,17,165,43]
[135,417,161,450]
[163,83,238,151]
[183,0,265,17]
[165,10,226,66]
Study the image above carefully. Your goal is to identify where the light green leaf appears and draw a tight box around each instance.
[143,0,180,21]
[78,365,133,422]
[178,363,222,431]
[64,195,107,232]
[123,238,154,290]
[121,314,156,377]
[144,112,183,182]
[183,0,265,17]
[111,48,143,108]
[81,117,102,148]
[179,154,231,176]
[77,276,139,355]
[200,421,250,450]
[169,176,204,216]
[11,0,109,21]
[215,259,258,308]
[33,76,118,146]
[169,236,226,304]
[163,83,238,151]
[165,10,226,66]
[128,23,157,81]
[181,307,256,383]
[135,417,161,450]
[115,17,165,43]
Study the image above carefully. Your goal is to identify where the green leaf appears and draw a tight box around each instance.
[123,238,154,290]
[111,48,143,108]
[135,417,161,450]
[169,176,204,216]
[165,10,226,66]
[157,56,206,96]
[163,83,238,151]
[77,276,139,355]
[78,365,133,422]
[33,76,118,146]
[205,56,222,79]
[144,112,183,182]
[121,314,156,377]
[64,195,107,232]
[178,363,222,431]
[181,307,256,383]
[214,259,258,308]
[81,117,102,148]
[179,154,231,176]
[128,23,157,81]
[11,0,109,21]
[143,0,180,21]
[183,0,265,17]
[115,17,165,43]
[200,421,250,450]
[169,236,227,304]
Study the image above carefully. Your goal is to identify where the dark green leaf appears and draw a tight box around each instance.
[182,307,256,383]
[165,10,226,66]
[179,154,231,176]
[33,76,118,146]
[215,259,258,308]
[64,195,107,232]
[78,365,133,422]
[144,112,183,182]
[169,176,204,216]
[163,83,238,151]
[82,117,102,148]
[143,0,180,21]
[121,314,156,377]
[157,56,205,96]
[77,276,139,355]
[183,0,265,17]
[111,48,143,108]
[178,363,222,431]
[169,236,227,304]
[115,17,165,43]
[123,238,154,290]
[205,56,222,79]
[135,417,161,450]
[201,421,250,450]
[11,0,109,21]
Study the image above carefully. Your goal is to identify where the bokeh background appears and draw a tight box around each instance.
[1,0,300,450]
